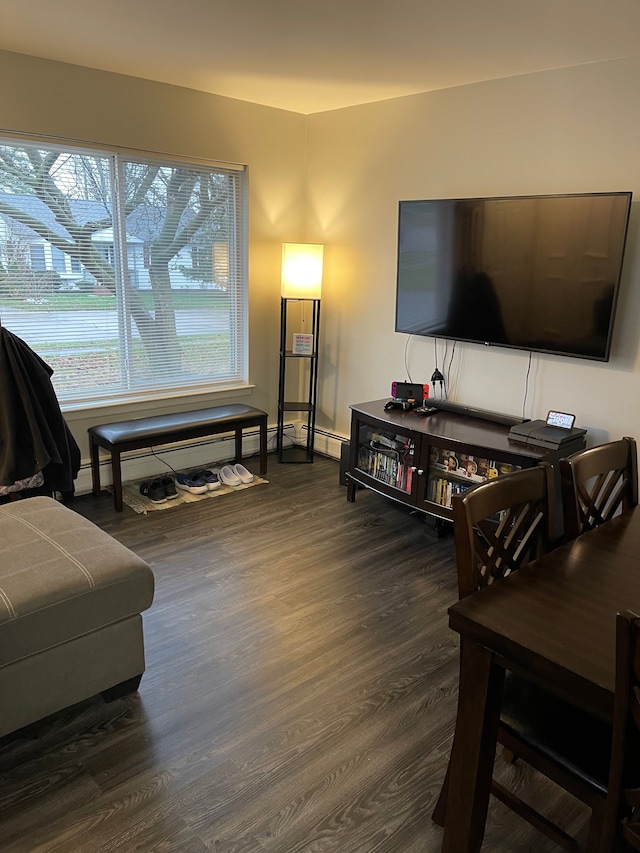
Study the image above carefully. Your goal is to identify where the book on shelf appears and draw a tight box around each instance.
[357,443,413,492]
[430,476,474,508]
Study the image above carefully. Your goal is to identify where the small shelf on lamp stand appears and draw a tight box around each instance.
[276,242,323,464]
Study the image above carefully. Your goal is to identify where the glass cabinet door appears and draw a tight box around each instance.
[424,445,522,511]
[354,420,416,497]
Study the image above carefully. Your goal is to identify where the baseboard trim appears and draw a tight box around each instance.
[300,425,347,461]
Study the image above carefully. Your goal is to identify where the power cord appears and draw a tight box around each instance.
[522,351,533,419]
[432,338,445,399]
[431,367,444,398]
[445,341,456,399]
[404,333,413,381]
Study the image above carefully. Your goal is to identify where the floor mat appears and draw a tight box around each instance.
[120,469,268,514]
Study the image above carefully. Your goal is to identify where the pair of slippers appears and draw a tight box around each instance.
[219,463,254,486]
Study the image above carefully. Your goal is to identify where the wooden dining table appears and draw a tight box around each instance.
[441,504,640,852]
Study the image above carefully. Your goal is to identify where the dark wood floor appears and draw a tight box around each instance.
[0,455,589,852]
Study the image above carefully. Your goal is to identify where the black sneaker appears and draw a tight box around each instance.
[140,479,167,504]
[161,476,178,499]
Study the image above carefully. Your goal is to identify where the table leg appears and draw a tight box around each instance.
[441,637,504,853]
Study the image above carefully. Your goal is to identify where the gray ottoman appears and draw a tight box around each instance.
[0,496,154,738]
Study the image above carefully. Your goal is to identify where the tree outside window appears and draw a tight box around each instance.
[0,141,248,403]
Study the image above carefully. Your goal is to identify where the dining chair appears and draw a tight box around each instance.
[432,464,616,853]
[452,461,557,599]
[559,436,638,542]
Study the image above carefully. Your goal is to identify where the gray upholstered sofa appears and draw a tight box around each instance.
[0,496,154,738]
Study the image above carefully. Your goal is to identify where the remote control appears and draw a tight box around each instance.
[415,406,438,416]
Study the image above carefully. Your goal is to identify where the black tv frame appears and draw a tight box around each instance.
[395,191,633,362]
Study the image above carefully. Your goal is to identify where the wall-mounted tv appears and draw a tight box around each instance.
[395,191,633,361]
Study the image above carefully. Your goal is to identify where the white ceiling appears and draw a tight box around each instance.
[3,0,640,114]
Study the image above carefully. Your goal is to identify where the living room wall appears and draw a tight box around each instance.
[0,49,307,490]
[306,56,640,447]
[3,49,640,492]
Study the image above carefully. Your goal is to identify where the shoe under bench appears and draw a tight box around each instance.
[88,404,268,512]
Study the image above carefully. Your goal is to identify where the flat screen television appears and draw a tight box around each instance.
[395,191,633,361]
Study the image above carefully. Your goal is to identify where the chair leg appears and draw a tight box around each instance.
[586,798,626,853]
[584,805,604,853]
[432,763,450,827]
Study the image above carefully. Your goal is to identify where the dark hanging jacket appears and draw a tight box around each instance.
[0,325,81,494]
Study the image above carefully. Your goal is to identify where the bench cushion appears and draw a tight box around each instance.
[89,404,267,446]
[0,497,154,667]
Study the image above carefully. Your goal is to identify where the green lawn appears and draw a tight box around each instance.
[42,333,231,394]
[0,290,229,311]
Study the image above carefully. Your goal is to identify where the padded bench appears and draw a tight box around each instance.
[89,404,268,512]
[0,496,154,738]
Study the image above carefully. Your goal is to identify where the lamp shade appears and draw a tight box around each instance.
[281,242,323,299]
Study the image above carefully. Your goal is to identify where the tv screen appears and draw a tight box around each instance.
[395,192,632,361]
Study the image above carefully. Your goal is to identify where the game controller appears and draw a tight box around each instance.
[384,399,414,411]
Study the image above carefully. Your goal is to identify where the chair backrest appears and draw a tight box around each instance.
[452,463,556,600]
[559,437,638,542]
[603,610,640,850]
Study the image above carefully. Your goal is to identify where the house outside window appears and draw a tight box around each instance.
[0,138,248,405]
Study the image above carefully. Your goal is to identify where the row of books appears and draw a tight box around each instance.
[429,478,509,524]
[429,476,474,508]
[357,445,413,493]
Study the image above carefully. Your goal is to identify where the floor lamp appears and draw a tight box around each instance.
[277,242,323,463]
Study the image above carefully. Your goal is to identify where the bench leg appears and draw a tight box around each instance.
[259,417,267,475]
[232,420,268,476]
[234,428,243,467]
[90,437,102,498]
[111,450,124,513]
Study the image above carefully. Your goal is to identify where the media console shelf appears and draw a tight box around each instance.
[346,399,586,529]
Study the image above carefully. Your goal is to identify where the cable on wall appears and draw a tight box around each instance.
[445,341,457,400]
[522,351,533,419]
[404,334,413,382]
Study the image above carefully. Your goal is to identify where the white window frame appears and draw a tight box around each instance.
[0,134,249,409]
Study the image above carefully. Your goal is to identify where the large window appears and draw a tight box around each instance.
[0,138,248,405]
